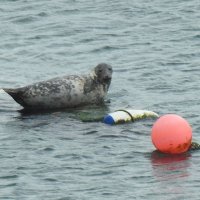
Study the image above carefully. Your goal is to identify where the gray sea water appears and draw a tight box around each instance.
[1,0,200,199]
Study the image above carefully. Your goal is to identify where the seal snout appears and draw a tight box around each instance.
[103,74,112,83]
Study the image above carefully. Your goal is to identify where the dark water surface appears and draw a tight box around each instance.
[1,0,200,199]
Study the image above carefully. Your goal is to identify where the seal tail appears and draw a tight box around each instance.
[3,88,27,107]
[0,89,4,94]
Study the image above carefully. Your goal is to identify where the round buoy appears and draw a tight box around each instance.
[151,114,192,154]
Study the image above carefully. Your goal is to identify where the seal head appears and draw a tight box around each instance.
[93,63,112,89]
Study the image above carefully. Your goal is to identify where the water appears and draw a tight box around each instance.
[1,0,200,199]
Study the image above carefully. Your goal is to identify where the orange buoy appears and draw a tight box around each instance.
[151,114,192,154]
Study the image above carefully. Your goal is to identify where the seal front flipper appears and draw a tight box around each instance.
[3,88,27,107]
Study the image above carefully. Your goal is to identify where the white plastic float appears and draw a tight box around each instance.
[103,109,159,125]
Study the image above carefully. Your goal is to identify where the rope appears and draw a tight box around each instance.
[116,110,134,122]
[190,142,200,151]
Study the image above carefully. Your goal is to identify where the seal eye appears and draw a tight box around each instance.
[108,67,112,72]
[98,69,103,73]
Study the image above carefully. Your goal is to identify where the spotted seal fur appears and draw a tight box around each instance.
[3,63,112,110]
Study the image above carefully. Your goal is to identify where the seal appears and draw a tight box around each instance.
[3,63,112,110]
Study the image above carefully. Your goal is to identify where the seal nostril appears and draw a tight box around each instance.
[103,76,111,82]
